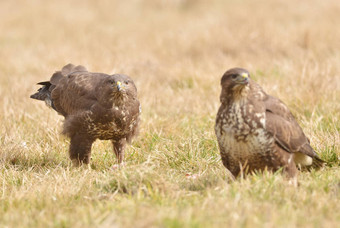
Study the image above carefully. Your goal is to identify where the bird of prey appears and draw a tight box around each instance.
[30,64,141,166]
[215,68,324,184]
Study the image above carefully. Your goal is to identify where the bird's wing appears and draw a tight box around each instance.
[126,99,141,143]
[263,95,317,158]
[61,63,87,76]
[51,71,101,116]
[51,64,88,85]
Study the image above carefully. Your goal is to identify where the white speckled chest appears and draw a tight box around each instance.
[215,101,273,160]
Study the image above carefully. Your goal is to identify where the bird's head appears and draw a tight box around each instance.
[219,68,250,103]
[106,74,137,101]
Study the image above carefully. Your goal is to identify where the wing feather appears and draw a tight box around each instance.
[51,71,104,116]
[60,63,87,75]
[263,95,317,158]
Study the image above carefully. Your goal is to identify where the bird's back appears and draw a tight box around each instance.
[30,64,113,116]
[52,72,111,116]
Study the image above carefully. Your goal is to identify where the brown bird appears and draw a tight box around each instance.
[215,68,324,184]
[30,64,141,166]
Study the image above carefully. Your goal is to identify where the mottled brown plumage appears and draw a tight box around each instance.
[31,64,141,166]
[215,68,324,183]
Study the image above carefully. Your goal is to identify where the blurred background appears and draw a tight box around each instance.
[1,0,339,115]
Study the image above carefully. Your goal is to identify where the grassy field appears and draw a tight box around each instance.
[0,0,339,227]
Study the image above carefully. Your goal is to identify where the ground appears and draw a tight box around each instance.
[0,0,339,227]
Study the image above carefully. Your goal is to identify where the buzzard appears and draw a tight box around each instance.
[30,64,141,166]
[215,68,324,184]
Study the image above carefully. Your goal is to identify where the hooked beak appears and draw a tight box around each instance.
[237,73,249,84]
[116,81,122,91]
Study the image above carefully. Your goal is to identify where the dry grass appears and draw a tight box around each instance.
[0,0,339,227]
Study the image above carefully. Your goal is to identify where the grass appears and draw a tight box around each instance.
[0,0,339,227]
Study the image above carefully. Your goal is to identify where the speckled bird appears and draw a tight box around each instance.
[215,68,324,184]
[30,64,141,166]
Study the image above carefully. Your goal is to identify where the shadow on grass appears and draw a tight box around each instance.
[0,148,69,171]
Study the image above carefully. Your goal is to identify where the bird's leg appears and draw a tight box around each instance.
[112,138,126,165]
[69,133,94,166]
[284,154,298,187]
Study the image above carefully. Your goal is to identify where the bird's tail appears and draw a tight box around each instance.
[311,156,326,170]
[30,81,51,100]
[30,81,55,109]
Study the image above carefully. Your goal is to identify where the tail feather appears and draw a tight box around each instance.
[30,81,56,110]
[37,81,51,86]
[30,91,46,101]
[30,82,51,101]
[312,156,326,169]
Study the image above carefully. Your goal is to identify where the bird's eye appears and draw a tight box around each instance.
[231,74,238,79]
[124,80,129,85]
[108,79,114,84]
